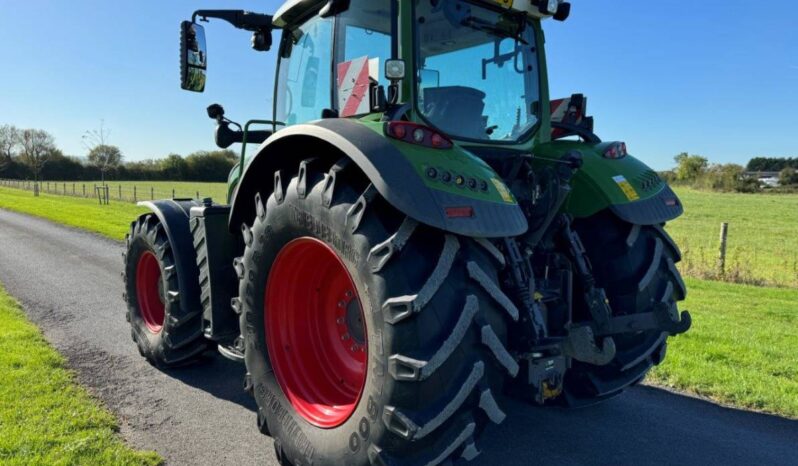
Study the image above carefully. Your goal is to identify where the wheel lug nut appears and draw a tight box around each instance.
[350,345,357,352]
[336,317,345,324]
[341,333,349,340]
[345,291,353,298]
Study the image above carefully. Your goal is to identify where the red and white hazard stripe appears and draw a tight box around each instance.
[337,56,372,117]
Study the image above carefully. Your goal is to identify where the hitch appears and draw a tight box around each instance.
[586,303,692,338]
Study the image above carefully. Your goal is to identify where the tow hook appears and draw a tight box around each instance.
[564,326,616,366]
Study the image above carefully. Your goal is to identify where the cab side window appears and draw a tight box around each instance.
[337,0,391,87]
[275,15,333,126]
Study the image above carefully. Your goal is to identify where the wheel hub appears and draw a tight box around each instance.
[265,238,368,428]
[135,250,165,333]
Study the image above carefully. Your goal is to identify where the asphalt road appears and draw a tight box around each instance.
[0,208,795,466]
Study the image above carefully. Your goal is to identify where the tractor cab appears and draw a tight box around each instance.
[180,0,573,152]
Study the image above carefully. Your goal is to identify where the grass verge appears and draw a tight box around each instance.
[0,186,146,241]
[0,285,161,465]
[648,277,798,418]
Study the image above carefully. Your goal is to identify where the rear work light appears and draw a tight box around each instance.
[603,141,628,160]
[385,122,454,149]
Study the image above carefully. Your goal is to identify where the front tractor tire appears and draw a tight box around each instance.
[123,215,210,368]
[237,159,519,466]
[565,211,686,403]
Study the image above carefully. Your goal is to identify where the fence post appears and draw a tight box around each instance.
[196,191,200,199]
[133,185,137,202]
[718,222,729,276]
[119,185,122,200]
[151,187,154,200]
[172,188,175,199]
[72,183,75,195]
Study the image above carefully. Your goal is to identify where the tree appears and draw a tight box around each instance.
[779,167,798,186]
[674,152,708,182]
[0,124,19,170]
[185,150,237,181]
[160,153,189,180]
[83,121,123,183]
[18,129,56,195]
[87,144,123,183]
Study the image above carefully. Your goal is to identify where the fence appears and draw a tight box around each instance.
[0,179,226,204]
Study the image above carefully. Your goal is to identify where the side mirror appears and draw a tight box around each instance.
[180,21,207,92]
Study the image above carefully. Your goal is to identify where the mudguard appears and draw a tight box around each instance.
[229,118,528,238]
[137,199,203,314]
[534,141,683,225]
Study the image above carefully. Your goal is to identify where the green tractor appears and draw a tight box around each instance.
[123,0,691,464]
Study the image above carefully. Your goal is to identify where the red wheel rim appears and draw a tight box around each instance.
[136,251,165,333]
[265,238,368,428]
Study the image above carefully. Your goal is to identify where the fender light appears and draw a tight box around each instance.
[603,142,628,160]
[385,122,454,149]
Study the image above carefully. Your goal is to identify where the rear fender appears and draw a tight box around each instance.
[229,118,528,238]
[137,199,203,312]
[534,141,683,225]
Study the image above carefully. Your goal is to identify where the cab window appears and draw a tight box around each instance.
[275,15,334,126]
[334,0,392,116]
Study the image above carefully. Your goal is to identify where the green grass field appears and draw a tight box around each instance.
[0,183,796,418]
[0,186,147,240]
[7,180,231,204]
[666,188,798,287]
[0,285,161,465]
[648,278,798,418]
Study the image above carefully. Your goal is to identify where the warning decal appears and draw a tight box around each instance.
[613,175,640,201]
[491,178,515,203]
[337,56,377,117]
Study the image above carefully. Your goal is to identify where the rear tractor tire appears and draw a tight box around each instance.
[237,159,520,466]
[564,211,686,403]
[123,214,210,368]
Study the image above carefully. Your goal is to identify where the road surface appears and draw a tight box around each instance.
[0,208,795,466]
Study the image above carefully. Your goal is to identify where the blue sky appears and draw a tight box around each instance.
[1,0,796,170]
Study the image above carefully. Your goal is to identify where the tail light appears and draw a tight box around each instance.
[603,142,628,160]
[385,122,454,149]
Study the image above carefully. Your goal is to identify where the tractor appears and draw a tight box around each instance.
[123,1,692,464]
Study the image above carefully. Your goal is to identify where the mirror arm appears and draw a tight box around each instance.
[191,10,274,33]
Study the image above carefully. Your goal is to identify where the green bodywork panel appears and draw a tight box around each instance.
[226,117,518,207]
[533,141,666,218]
[359,120,517,205]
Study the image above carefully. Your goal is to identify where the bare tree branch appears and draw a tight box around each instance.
[0,124,20,170]
[19,129,56,184]
[83,120,123,184]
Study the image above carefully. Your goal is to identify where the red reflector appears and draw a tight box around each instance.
[445,206,474,218]
[384,122,453,149]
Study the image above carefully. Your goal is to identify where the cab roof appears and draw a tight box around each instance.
[272,0,326,28]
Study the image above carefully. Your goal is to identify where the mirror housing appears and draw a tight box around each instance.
[180,21,207,92]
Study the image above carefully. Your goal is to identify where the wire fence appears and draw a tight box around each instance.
[0,179,228,204]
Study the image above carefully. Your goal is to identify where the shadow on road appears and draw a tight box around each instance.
[166,354,797,466]
[165,353,257,412]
